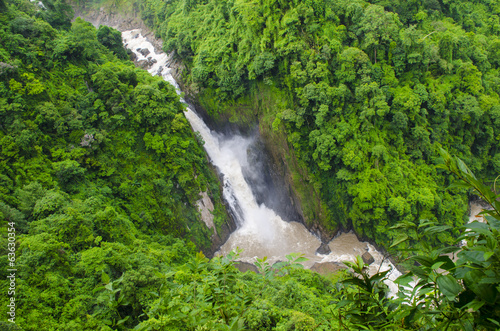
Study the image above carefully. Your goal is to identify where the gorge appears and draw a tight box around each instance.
[2,0,500,329]
[121,28,401,286]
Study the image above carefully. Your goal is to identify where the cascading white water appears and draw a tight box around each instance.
[121,29,403,295]
[183,110,324,262]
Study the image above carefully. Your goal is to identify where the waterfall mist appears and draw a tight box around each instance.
[122,29,402,295]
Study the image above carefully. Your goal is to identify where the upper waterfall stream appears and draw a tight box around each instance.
[122,29,402,292]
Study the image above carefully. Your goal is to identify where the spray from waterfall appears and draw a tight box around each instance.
[121,29,403,295]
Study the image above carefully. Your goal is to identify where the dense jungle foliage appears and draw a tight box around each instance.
[136,0,500,248]
[1,0,500,330]
[0,0,227,328]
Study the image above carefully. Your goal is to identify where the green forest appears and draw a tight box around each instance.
[138,0,500,248]
[0,0,500,329]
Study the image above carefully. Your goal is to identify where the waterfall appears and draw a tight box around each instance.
[121,29,402,295]
[183,110,323,261]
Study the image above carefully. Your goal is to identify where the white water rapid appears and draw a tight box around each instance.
[122,29,402,294]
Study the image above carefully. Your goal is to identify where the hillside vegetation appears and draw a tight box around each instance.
[137,0,500,248]
[0,0,228,327]
[1,0,500,330]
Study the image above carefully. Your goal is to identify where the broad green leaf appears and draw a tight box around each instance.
[92,286,105,294]
[423,225,452,236]
[448,181,473,190]
[454,266,470,278]
[390,221,416,230]
[479,277,500,284]
[464,299,485,311]
[394,273,414,287]
[434,255,455,271]
[272,261,287,269]
[294,257,309,263]
[465,271,498,303]
[458,250,486,265]
[456,158,471,176]
[117,316,130,326]
[418,219,435,228]
[418,287,435,296]
[436,275,462,301]
[104,282,114,291]
[466,222,493,238]
[335,300,351,309]
[412,255,434,267]
[434,246,460,256]
[485,215,500,230]
[101,271,110,284]
[370,269,390,283]
[431,261,444,270]
[483,251,494,261]
[390,233,408,248]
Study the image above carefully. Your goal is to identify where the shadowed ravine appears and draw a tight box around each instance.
[121,29,402,293]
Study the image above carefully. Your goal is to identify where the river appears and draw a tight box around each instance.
[121,28,404,293]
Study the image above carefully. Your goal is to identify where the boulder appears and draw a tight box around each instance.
[234,262,259,273]
[148,57,157,66]
[315,242,331,255]
[139,48,150,57]
[310,262,345,275]
[362,252,375,265]
[137,59,149,69]
[127,49,137,61]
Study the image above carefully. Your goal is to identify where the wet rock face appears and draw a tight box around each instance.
[242,139,304,225]
[309,222,337,244]
[137,59,149,69]
[196,191,216,235]
[315,242,331,255]
[72,6,164,52]
[362,252,375,265]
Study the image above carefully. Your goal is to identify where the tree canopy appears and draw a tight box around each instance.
[0,0,232,328]
[2,0,500,329]
[139,0,500,248]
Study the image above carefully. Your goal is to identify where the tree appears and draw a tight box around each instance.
[338,150,500,330]
[38,0,74,30]
[355,4,401,63]
[97,25,128,60]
